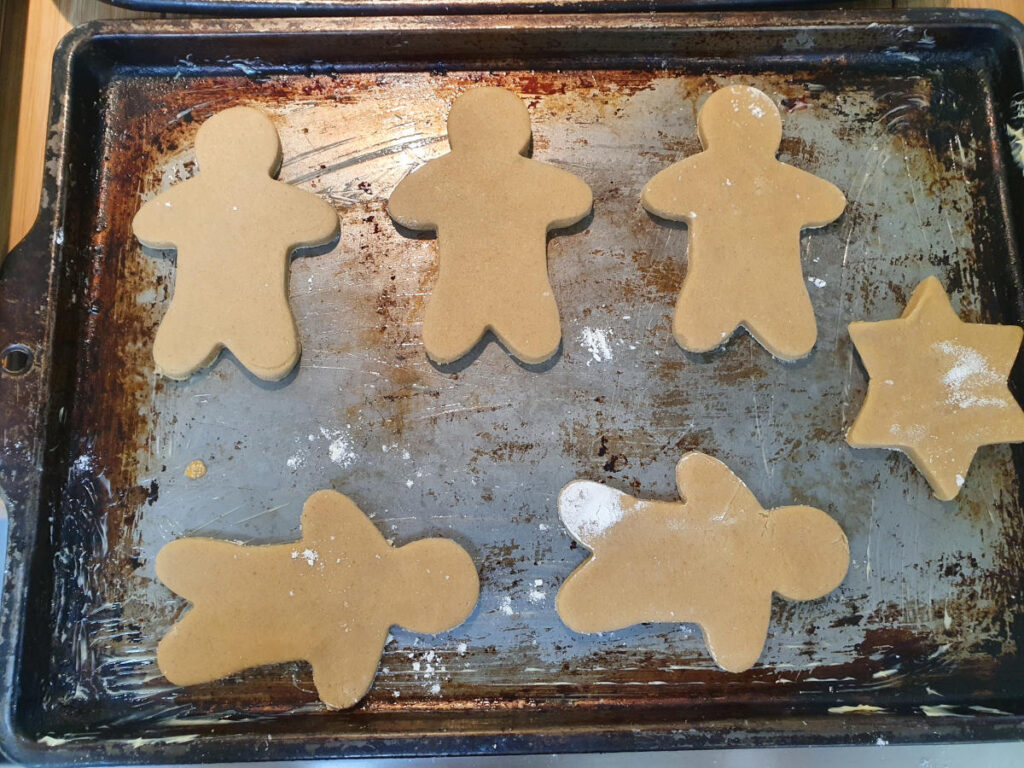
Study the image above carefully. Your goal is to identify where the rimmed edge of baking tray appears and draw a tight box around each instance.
[1,9,1024,764]
[100,0,836,20]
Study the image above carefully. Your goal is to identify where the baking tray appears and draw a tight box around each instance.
[101,0,835,19]
[2,10,1024,764]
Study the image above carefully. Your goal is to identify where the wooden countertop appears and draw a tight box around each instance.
[1,0,1022,255]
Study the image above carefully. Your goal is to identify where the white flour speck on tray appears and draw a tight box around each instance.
[319,426,357,467]
[579,327,613,364]
[71,454,94,473]
[499,596,514,616]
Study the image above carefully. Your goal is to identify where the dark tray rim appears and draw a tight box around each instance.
[101,0,837,19]
[2,9,1024,765]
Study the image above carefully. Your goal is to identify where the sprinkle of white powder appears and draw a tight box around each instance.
[808,277,827,288]
[748,103,765,118]
[538,523,549,531]
[291,549,318,566]
[457,642,467,655]
[955,474,965,488]
[402,450,411,461]
[933,341,1006,409]
[579,327,613,364]
[430,683,441,695]
[72,454,93,473]
[529,578,547,603]
[406,479,414,488]
[499,596,514,616]
[286,454,304,469]
[559,481,633,541]
[320,427,356,467]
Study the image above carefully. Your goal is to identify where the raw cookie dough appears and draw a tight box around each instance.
[556,452,849,672]
[133,106,339,381]
[156,489,480,708]
[641,85,847,360]
[847,275,1024,500]
[388,87,593,365]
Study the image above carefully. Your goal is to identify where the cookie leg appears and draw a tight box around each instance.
[422,294,487,365]
[673,277,740,352]
[745,283,817,361]
[157,610,256,686]
[698,597,772,673]
[309,631,388,709]
[491,292,561,365]
[228,303,301,381]
[153,304,222,380]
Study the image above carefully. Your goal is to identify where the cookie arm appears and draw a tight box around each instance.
[641,159,697,221]
[289,186,340,247]
[133,185,190,249]
[547,166,593,230]
[794,169,847,228]
[388,162,441,231]
[298,489,389,558]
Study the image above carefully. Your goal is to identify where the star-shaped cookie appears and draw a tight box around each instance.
[847,276,1024,500]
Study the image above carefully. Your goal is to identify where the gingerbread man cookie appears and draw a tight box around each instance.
[642,85,846,360]
[133,106,339,381]
[556,452,849,672]
[847,276,1024,500]
[156,489,479,708]
[388,87,593,365]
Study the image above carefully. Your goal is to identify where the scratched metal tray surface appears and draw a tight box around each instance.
[1,10,1024,764]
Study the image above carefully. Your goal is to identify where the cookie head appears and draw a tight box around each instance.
[768,505,850,601]
[698,85,782,155]
[389,538,480,634]
[194,106,283,178]
[446,87,531,156]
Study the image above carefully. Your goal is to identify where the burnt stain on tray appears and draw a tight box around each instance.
[10,18,1024,755]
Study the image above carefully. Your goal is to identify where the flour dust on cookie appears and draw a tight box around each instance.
[847,275,1024,500]
[555,452,850,672]
[155,489,480,708]
[388,87,593,365]
[641,85,846,361]
[133,106,339,381]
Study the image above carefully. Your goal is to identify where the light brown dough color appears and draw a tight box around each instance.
[642,85,846,360]
[388,87,593,365]
[847,276,1024,500]
[156,489,480,708]
[133,106,339,381]
[556,452,849,672]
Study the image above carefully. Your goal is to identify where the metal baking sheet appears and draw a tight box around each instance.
[2,10,1024,764]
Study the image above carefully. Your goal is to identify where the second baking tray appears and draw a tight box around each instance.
[2,10,1024,764]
